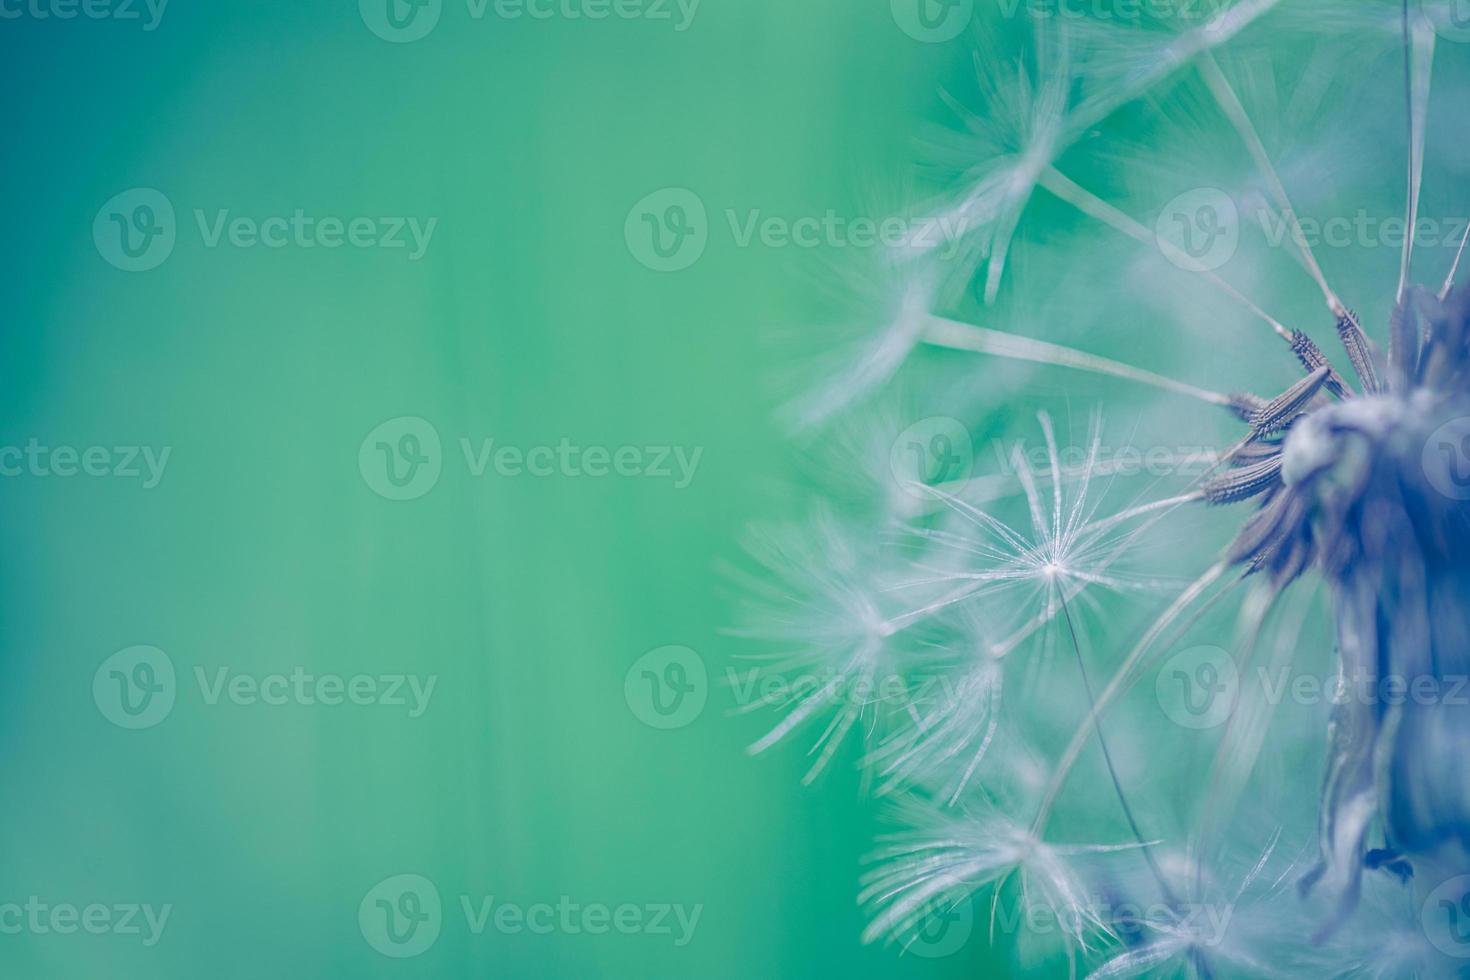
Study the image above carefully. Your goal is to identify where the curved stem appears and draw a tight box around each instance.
[922,316,1233,406]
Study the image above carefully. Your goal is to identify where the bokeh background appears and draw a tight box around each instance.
[0,1,1003,976]
[9,1,1470,976]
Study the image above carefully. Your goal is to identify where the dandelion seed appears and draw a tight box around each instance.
[775,252,941,432]
[860,800,1151,954]
[918,25,1075,304]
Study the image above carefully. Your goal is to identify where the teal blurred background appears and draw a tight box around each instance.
[0,1,999,976]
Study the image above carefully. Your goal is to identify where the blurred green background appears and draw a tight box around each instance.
[0,1,1002,976]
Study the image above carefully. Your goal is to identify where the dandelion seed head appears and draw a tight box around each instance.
[740,3,1470,972]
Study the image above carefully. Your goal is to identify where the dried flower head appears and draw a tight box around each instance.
[736,2,1470,975]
